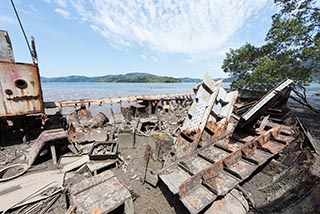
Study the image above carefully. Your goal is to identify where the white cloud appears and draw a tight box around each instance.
[43,0,66,7]
[56,0,269,56]
[55,8,70,19]
[140,54,147,60]
[55,0,67,8]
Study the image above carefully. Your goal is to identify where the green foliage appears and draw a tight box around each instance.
[222,43,263,89]
[96,73,181,83]
[222,0,320,90]
[41,73,183,83]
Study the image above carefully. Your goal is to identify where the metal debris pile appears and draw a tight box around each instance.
[158,77,299,213]
[0,91,194,213]
[1,29,320,214]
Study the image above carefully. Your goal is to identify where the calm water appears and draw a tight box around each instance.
[42,82,319,101]
[42,82,197,102]
[41,82,200,115]
[41,82,319,115]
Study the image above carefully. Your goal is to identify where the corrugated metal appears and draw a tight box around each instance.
[0,61,44,117]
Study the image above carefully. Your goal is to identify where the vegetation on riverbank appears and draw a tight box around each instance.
[41,72,204,83]
[222,0,320,113]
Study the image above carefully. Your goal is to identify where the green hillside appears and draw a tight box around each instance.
[42,72,182,83]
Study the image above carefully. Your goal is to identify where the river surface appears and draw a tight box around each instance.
[41,82,200,115]
[41,82,319,115]
[42,82,198,102]
[42,82,319,101]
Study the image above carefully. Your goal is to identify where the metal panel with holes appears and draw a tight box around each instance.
[175,73,222,158]
[0,62,44,117]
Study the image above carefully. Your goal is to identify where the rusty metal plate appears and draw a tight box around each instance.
[227,159,258,180]
[0,30,14,62]
[0,62,43,117]
[240,79,293,126]
[242,143,273,165]
[273,134,296,143]
[205,170,240,195]
[179,156,212,175]
[181,185,217,214]
[215,138,244,152]
[70,170,132,214]
[159,167,191,195]
[199,144,231,163]
[258,140,286,154]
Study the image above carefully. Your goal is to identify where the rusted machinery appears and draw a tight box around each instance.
[0,30,44,117]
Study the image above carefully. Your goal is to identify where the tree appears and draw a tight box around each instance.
[222,0,320,113]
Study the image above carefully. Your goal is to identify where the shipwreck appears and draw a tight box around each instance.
[0,29,319,214]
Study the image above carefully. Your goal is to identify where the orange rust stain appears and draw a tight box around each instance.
[179,185,186,196]
[92,208,101,214]
[217,201,224,209]
[112,182,121,190]
[190,198,200,206]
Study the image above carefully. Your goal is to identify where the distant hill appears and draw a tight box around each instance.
[41,72,232,83]
[41,75,93,82]
[178,77,201,82]
[95,73,181,83]
[42,72,189,83]
[223,77,232,83]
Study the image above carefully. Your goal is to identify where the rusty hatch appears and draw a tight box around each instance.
[0,61,44,117]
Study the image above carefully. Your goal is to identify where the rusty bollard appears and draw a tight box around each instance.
[143,145,152,184]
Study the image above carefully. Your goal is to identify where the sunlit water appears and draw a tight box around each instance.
[41,82,319,115]
[41,82,200,115]
[42,82,198,102]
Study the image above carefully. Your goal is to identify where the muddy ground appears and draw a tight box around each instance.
[0,108,190,214]
[1,101,320,214]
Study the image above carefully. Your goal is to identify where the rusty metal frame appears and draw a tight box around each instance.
[160,123,296,214]
[239,79,293,127]
[174,74,239,159]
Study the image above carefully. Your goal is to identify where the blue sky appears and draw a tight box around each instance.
[0,0,276,78]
